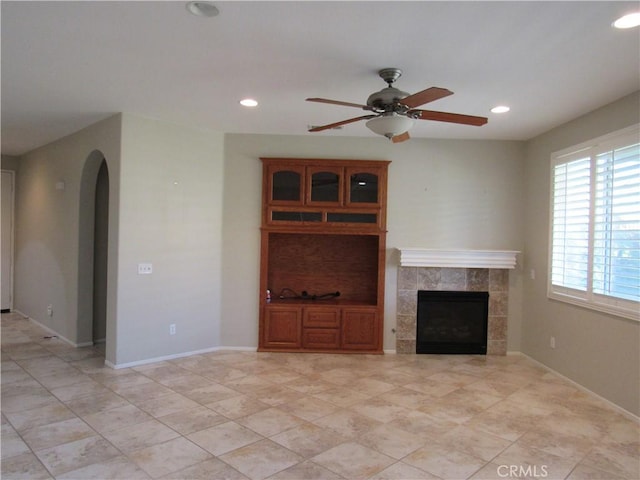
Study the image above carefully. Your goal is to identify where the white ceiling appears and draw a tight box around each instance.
[2,1,639,156]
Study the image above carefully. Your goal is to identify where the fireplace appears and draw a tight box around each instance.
[396,249,519,355]
[416,290,489,354]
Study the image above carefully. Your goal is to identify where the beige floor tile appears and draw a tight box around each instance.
[440,424,513,462]
[271,422,348,458]
[63,391,129,416]
[82,403,153,434]
[251,384,304,406]
[369,461,441,480]
[268,459,344,479]
[404,443,486,479]
[312,408,383,439]
[158,405,227,435]
[187,421,263,456]
[135,392,201,417]
[3,402,76,433]
[1,389,61,413]
[377,387,435,410]
[34,435,120,477]
[492,443,579,480]
[219,438,303,480]
[283,375,335,395]
[48,379,112,402]
[359,423,426,459]
[566,463,628,480]
[403,378,459,397]
[21,417,96,451]
[222,375,273,395]
[518,427,597,461]
[207,394,270,419]
[110,380,175,403]
[1,423,31,459]
[348,397,413,423]
[237,407,305,437]
[182,382,241,404]
[276,395,339,421]
[312,386,371,407]
[579,440,640,479]
[0,452,53,479]
[129,437,212,478]
[102,418,180,452]
[160,458,249,479]
[55,455,151,480]
[311,441,395,480]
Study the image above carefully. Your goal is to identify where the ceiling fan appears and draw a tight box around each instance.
[307,68,488,143]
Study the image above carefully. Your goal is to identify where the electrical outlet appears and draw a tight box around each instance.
[550,336,556,349]
[169,324,176,335]
[46,304,53,317]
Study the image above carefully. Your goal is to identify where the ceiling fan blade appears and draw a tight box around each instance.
[412,109,488,126]
[306,98,370,110]
[401,87,453,108]
[392,132,410,143]
[308,115,377,132]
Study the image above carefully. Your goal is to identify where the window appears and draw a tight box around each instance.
[549,125,639,320]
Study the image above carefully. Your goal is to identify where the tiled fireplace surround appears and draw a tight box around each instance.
[395,249,518,355]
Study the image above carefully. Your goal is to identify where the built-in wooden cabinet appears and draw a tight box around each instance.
[259,158,389,354]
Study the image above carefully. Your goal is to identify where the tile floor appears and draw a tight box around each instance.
[1,312,638,480]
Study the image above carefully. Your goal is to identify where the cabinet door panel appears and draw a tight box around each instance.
[341,308,379,350]
[263,307,302,348]
[268,165,305,204]
[306,166,343,205]
[345,167,383,206]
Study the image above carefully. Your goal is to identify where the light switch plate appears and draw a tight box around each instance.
[138,263,153,274]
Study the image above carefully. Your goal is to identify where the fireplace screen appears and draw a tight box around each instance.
[416,290,489,354]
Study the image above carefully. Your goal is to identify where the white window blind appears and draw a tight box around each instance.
[549,125,640,320]
[551,157,591,291]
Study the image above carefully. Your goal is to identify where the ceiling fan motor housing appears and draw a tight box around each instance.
[366,87,411,111]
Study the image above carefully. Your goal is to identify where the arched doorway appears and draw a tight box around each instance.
[78,150,109,350]
[93,160,109,347]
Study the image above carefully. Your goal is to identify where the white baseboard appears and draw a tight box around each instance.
[106,345,257,369]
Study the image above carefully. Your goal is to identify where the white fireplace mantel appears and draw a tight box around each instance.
[398,248,519,269]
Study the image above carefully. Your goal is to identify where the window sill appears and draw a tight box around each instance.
[548,290,639,322]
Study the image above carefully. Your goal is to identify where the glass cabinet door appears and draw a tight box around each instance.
[347,168,380,205]
[269,166,304,204]
[307,167,343,205]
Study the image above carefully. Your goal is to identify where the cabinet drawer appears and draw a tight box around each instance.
[303,308,340,328]
[302,328,340,349]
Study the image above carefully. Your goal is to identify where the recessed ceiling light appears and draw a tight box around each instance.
[613,12,640,29]
[240,98,258,107]
[186,1,219,17]
[491,106,510,114]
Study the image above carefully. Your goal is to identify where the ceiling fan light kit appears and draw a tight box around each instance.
[366,113,414,140]
[307,68,488,143]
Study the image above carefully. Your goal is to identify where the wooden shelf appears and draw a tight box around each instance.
[259,158,389,354]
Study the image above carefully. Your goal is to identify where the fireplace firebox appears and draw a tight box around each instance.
[416,290,489,354]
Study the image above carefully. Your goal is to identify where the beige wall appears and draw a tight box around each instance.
[221,135,525,352]
[13,115,122,355]
[522,91,640,416]
[13,114,225,366]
